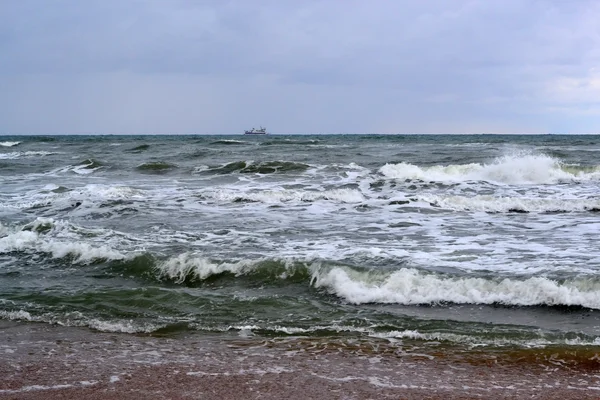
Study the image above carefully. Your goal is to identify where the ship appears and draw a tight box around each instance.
[244,126,267,135]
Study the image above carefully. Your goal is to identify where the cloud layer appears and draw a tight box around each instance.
[1,0,599,134]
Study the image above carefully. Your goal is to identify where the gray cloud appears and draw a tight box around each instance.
[1,0,599,134]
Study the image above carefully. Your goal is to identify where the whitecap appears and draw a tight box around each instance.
[379,153,600,184]
[312,267,600,309]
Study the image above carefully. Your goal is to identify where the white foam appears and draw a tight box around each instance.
[71,161,102,175]
[87,319,164,333]
[216,139,248,144]
[0,310,163,333]
[3,184,146,212]
[372,329,600,347]
[0,310,34,321]
[0,151,55,160]
[379,153,600,184]
[0,218,128,264]
[421,195,600,213]
[81,184,146,199]
[0,141,20,147]
[312,267,600,309]
[199,188,364,204]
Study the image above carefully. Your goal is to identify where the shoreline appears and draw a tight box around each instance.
[1,321,599,399]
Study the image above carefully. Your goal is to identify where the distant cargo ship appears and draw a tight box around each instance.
[244,127,267,135]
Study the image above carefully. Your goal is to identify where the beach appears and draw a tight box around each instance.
[2,321,599,399]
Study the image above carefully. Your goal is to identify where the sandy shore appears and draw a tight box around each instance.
[1,321,599,399]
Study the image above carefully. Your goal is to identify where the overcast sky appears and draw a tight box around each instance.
[1,0,599,134]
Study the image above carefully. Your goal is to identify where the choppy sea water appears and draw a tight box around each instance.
[1,134,600,349]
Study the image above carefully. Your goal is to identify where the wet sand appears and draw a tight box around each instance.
[1,321,599,399]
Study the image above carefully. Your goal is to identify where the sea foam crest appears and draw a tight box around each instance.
[157,253,257,282]
[380,153,600,184]
[155,253,309,282]
[312,267,600,309]
[0,141,20,147]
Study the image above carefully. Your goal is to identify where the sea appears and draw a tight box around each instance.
[1,134,600,352]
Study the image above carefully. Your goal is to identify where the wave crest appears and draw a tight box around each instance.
[380,153,600,184]
[312,267,600,309]
[0,218,127,264]
[155,253,311,283]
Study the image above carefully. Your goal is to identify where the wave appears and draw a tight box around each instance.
[154,254,600,309]
[205,160,309,174]
[125,144,150,152]
[155,253,311,284]
[70,159,104,175]
[380,153,600,184]
[0,141,20,147]
[45,159,105,175]
[0,218,128,264]
[370,329,600,347]
[4,308,600,347]
[260,139,321,146]
[421,195,600,213]
[3,184,147,213]
[210,139,250,145]
[0,310,163,334]
[312,267,600,309]
[136,161,178,173]
[197,188,364,203]
[42,159,104,176]
[0,151,56,160]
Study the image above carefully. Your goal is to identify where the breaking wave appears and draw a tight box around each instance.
[46,159,105,175]
[155,253,311,284]
[0,218,128,264]
[380,153,600,184]
[0,141,20,147]
[312,267,600,309]
[153,254,600,309]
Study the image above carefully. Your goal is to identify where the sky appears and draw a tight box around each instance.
[1,0,599,134]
